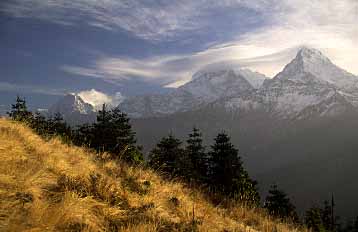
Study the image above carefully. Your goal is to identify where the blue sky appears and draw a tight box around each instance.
[1,0,357,109]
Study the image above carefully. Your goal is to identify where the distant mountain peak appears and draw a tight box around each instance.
[273,46,358,89]
[192,65,268,89]
[296,46,331,64]
[181,69,254,99]
[49,94,94,116]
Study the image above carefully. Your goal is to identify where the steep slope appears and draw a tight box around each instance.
[50,94,94,115]
[225,48,358,119]
[252,47,357,119]
[274,47,358,93]
[120,69,261,118]
[0,119,304,232]
[49,94,96,124]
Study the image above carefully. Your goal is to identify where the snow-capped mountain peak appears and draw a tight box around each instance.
[273,47,358,91]
[50,94,95,115]
[297,46,331,64]
[179,69,254,102]
[237,69,268,89]
[257,47,358,119]
[119,68,263,117]
[192,63,268,89]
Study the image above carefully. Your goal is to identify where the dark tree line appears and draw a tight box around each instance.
[73,104,143,163]
[7,96,143,163]
[304,197,358,232]
[148,128,261,205]
[145,125,358,228]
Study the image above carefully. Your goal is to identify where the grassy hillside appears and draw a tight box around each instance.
[0,118,305,231]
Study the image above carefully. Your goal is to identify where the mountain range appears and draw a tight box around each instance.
[51,47,358,122]
[119,47,358,120]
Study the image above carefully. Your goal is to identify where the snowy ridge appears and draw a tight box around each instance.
[221,47,358,119]
[49,94,95,116]
[193,63,268,89]
[181,70,254,101]
[120,69,258,117]
[274,47,358,92]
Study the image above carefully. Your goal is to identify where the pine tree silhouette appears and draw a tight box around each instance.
[208,132,259,204]
[75,104,142,163]
[7,96,32,122]
[185,127,208,183]
[148,134,185,176]
[264,184,298,222]
[305,206,326,232]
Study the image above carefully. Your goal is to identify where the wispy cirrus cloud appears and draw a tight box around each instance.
[5,0,357,88]
[1,0,272,41]
[61,46,298,88]
[60,0,358,88]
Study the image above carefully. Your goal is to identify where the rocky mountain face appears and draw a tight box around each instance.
[261,47,357,117]
[192,65,268,89]
[120,69,265,118]
[121,47,358,120]
[50,94,94,115]
[49,94,96,125]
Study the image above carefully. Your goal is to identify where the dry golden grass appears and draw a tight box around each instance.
[0,118,308,232]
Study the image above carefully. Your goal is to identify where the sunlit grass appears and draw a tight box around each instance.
[0,118,308,231]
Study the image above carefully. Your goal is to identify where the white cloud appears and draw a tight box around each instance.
[100,0,358,86]
[77,89,123,109]
[18,0,356,87]
[61,66,104,79]
[0,0,269,41]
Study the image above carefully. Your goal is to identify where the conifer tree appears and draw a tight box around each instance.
[73,123,94,147]
[264,184,299,222]
[92,103,113,152]
[322,200,334,231]
[110,106,137,154]
[31,111,48,136]
[7,96,33,122]
[148,134,185,176]
[49,113,70,136]
[305,206,326,232]
[208,132,259,204]
[321,198,340,232]
[90,104,142,163]
[185,127,208,183]
[304,199,341,232]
